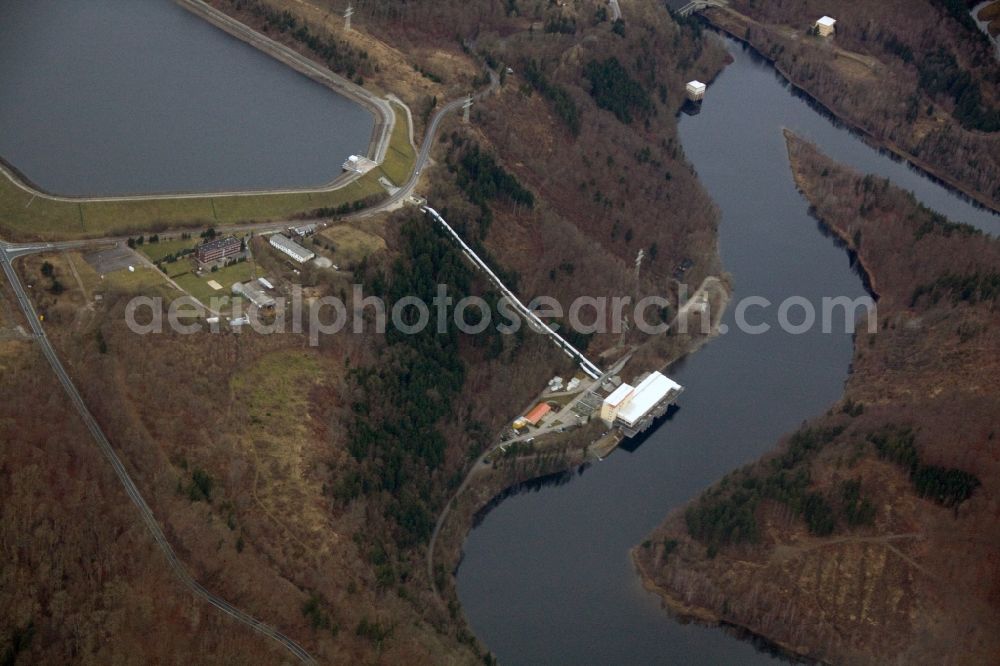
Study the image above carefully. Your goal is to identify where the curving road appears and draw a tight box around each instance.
[346,71,499,220]
[0,246,317,664]
[2,71,499,257]
[0,65,498,663]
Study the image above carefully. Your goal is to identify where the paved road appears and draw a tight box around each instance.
[0,246,317,663]
[0,65,500,660]
[346,71,499,221]
[2,71,499,258]
[425,353,631,597]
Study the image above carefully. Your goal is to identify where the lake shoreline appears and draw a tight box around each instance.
[701,7,1000,217]
[439,277,732,654]
[629,546,817,664]
[0,0,393,202]
[632,130,1000,664]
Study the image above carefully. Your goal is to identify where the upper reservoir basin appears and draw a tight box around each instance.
[0,0,374,197]
[455,34,998,666]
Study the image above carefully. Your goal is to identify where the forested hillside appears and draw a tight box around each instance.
[706,0,1000,210]
[3,0,735,662]
[635,133,1000,664]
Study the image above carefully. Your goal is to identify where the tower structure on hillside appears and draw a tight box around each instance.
[620,248,645,347]
[344,4,354,32]
[462,95,473,123]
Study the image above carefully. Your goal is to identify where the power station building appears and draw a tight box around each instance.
[600,371,683,437]
[600,383,635,424]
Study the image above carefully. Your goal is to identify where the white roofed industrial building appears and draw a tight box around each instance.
[601,383,635,425]
[232,281,275,309]
[617,372,682,427]
[269,234,315,263]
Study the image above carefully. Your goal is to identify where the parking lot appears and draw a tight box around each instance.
[84,246,136,275]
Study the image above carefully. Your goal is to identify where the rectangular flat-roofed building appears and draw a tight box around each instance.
[601,383,635,425]
[815,16,836,36]
[616,371,683,436]
[269,234,315,264]
[235,281,275,309]
[197,236,241,264]
[524,403,552,427]
[686,80,706,102]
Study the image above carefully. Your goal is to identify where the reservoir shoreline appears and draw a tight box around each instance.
[454,28,997,663]
[702,7,1000,217]
[0,0,392,201]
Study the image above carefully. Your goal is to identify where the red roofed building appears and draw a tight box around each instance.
[524,403,552,426]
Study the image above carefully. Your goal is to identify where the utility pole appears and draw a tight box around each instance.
[634,249,645,296]
[622,249,645,348]
[618,249,644,349]
[618,315,631,349]
[462,95,473,123]
[247,233,257,280]
[344,4,353,32]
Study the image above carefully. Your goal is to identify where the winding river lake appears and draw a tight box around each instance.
[0,0,373,196]
[455,36,999,665]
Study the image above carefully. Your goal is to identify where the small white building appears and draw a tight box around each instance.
[233,281,276,309]
[269,234,315,264]
[342,154,378,175]
[293,223,318,238]
[686,80,706,102]
[815,16,836,37]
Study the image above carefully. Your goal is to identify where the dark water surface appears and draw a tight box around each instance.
[0,0,373,196]
[455,36,998,665]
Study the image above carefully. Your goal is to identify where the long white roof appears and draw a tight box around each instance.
[270,233,314,259]
[617,372,682,426]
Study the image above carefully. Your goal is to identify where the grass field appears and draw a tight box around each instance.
[0,101,415,241]
[318,224,387,266]
[379,102,417,187]
[0,173,386,242]
[173,260,256,306]
[139,237,199,263]
[103,265,174,295]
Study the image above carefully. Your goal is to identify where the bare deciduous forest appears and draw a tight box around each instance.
[708,0,1000,210]
[635,133,1000,664]
[2,0,734,662]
